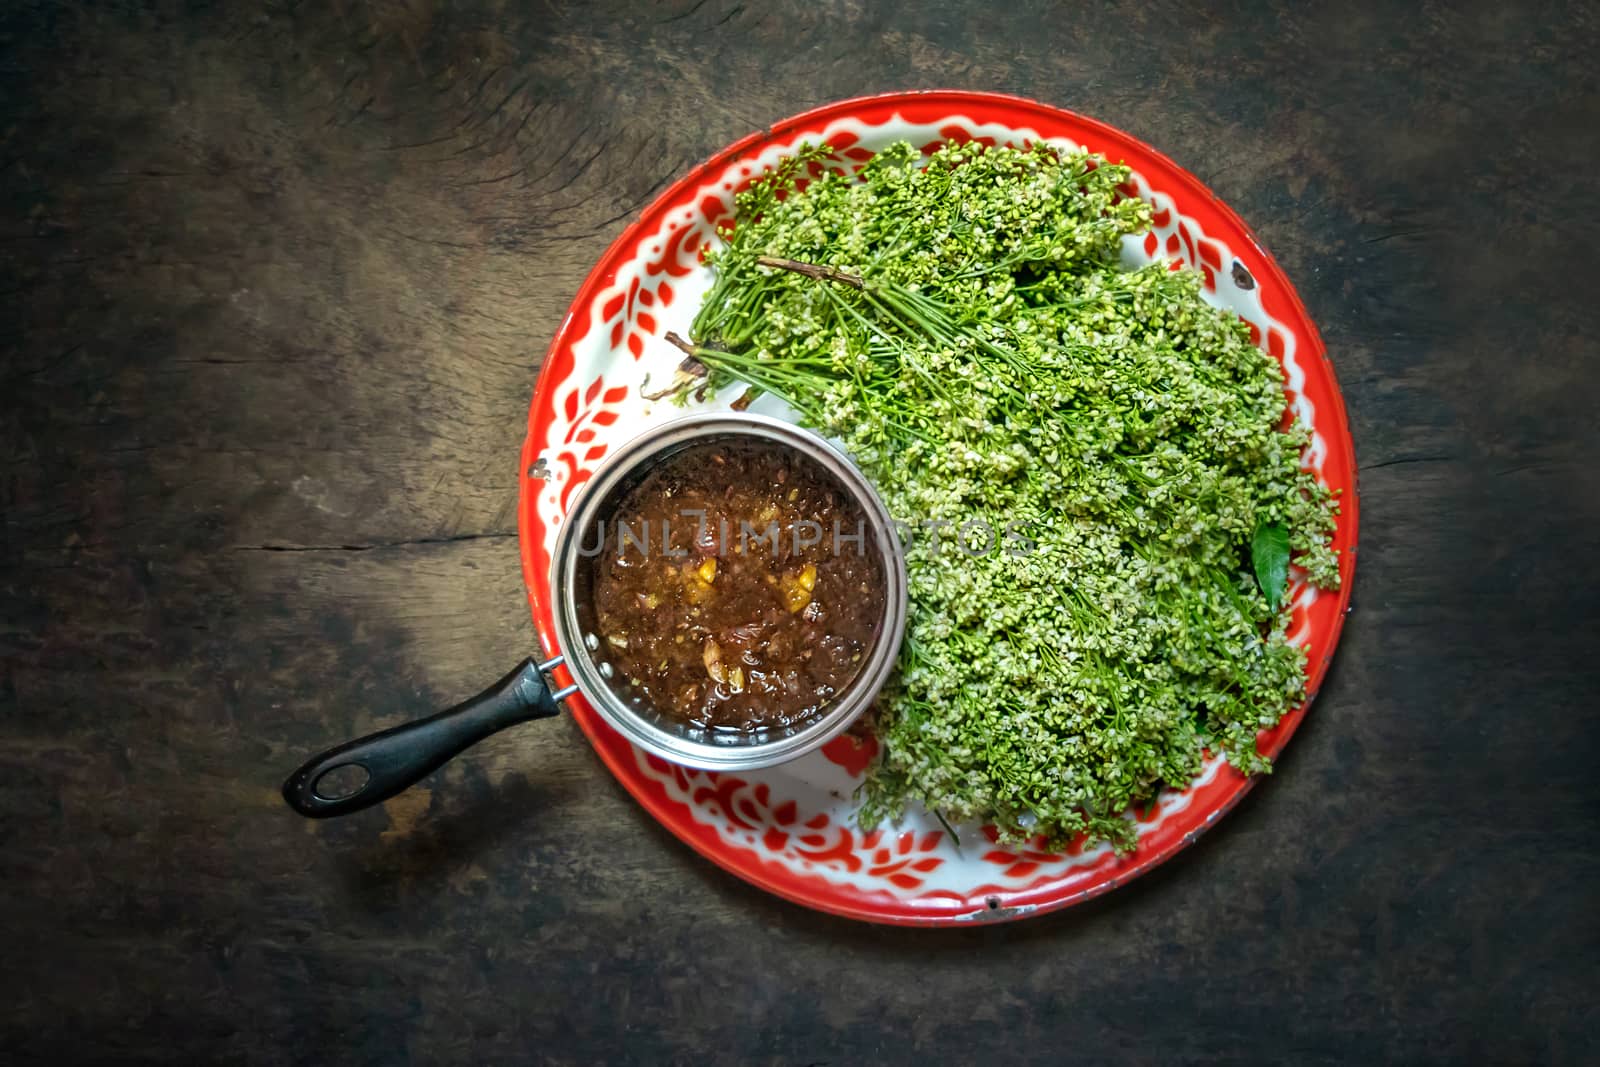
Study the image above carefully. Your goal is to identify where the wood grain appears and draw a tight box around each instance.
[2,0,1597,1062]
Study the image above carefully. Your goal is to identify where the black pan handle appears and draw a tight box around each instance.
[282,657,565,818]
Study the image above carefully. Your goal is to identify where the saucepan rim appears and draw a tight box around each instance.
[547,411,909,771]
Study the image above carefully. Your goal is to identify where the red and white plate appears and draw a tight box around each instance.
[516,91,1358,925]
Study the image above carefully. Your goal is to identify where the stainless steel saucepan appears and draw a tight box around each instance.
[282,412,907,818]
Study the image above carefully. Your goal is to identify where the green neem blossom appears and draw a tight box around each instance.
[677,140,1341,851]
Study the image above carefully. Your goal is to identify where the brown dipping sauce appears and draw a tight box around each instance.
[590,439,886,731]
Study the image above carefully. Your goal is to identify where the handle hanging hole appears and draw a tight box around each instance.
[313,764,370,801]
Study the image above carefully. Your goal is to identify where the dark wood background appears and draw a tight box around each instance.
[3,1,1597,1062]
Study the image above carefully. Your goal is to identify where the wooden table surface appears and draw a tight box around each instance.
[3,1,1597,1062]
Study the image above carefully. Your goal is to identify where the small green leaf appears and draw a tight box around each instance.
[1251,520,1290,608]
